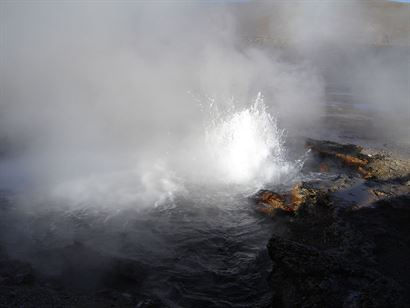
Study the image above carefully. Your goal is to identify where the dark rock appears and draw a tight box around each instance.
[305,138,410,181]
[107,258,147,285]
[0,259,34,285]
[136,298,168,308]
[265,140,410,307]
[305,138,371,178]
[268,236,404,307]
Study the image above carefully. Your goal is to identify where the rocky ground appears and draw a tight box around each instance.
[254,138,410,307]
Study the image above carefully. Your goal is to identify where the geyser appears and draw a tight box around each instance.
[204,92,292,187]
[21,92,297,211]
[0,1,325,211]
[0,2,327,307]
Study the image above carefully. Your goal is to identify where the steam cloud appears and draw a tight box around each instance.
[0,1,408,210]
[264,0,410,141]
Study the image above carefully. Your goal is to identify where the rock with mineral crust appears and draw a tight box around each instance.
[253,182,330,216]
[366,156,410,182]
[253,190,291,215]
[305,138,410,181]
[254,140,409,217]
[305,138,372,178]
[264,139,410,307]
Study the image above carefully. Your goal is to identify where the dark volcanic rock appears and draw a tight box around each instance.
[305,138,410,181]
[268,236,404,308]
[0,259,34,285]
[305,138,371,177]
[264,139,410,307]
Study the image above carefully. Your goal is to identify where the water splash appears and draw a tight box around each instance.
[24,93,297,210]
[202,92,294,189]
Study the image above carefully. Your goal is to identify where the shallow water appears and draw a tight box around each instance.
[134,194,275,307]
[0,94,297,306]
[0,188,281,307]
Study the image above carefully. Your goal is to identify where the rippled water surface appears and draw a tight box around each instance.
[1,188,281,307]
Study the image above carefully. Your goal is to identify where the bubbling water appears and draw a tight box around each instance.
[204,92,292,188]
[28,93,296,210]
[2,93,299,306]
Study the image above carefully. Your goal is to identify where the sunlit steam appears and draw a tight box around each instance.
[0,2,328,211]
[36,93,295,210]
[204,93,291,187]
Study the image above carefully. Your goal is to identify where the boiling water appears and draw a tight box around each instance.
[0,94,300,307]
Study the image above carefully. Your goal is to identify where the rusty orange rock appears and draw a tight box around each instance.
[258,191,292,212]
[259,190,285,204]
[290,184,304,209]
[255,188,303,214]
[334,153,368,167]
[253,183,327,216]
[305,139,371,179]
[357,166,371,179]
